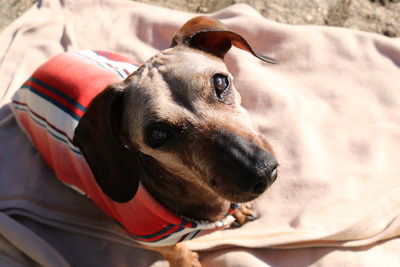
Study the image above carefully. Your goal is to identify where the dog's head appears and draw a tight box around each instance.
[73,16,278,219]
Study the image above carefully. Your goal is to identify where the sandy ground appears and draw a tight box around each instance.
[0,0,399,37]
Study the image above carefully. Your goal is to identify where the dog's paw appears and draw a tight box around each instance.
[188,251,201,267]
[168,251,201,267]
[231,204,258,228]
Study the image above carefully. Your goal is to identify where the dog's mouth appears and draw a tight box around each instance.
[210,167,278,203]
[198,129,279,203]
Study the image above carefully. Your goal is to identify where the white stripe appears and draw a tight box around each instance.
[130,214,236,246]
[70,51,138,79]
[70,51,121,76]
[12,103,80,155]
[131,227,202,247]
[183,230,201,242]
[12,89,78,140]
[61,182,87,196]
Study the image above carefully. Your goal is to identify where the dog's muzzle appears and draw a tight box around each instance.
[212,130,278,195]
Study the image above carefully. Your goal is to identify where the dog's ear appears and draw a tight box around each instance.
[171,16,277,64]
[73,85,139,203]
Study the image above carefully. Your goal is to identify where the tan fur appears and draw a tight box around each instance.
[143,243,201,267]
[73,16,278,267]
[119,47,274,221]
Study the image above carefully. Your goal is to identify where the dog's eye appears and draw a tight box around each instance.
[146,124,172,149]
[213,74,230,99]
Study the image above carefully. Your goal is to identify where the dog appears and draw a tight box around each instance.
[11,16,278,267]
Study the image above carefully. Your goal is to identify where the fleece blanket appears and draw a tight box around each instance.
[0,0,400,266]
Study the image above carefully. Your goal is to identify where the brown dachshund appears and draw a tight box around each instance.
[73,16,278,267]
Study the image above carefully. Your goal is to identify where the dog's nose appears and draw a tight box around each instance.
[252,165,278,194]
[212,130,278,194]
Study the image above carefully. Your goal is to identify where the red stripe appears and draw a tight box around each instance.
[185,221,194,228]
[124,224,184,242]
[12,100,75,143]
[26,52,140,117]
[25,80,86,118]
[16,113,55,171]
[31,53,122,109]
[178,233,189,243]
[95,50,141,65]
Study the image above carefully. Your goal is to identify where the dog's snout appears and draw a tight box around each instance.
[255,155,278,180]
[253,181,268,194]
[252,161,278,194]
[249,156,278,194]
[212,130,278,195]
[270,167,278,183]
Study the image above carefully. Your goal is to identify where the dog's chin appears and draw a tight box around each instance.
[213,188,264,203]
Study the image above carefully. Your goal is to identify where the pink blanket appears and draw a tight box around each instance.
[1,0,400,266]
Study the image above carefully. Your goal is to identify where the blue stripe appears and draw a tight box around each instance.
[30,77,87,112]
[114,68,125,79]
[135,223,176,239]
[72,51,126,79]
[189,230,202,240]
[93,51,110,59]
[146,225,187,243]
[116,221,177,239]
[20,85,81,121]
[116,220,190,243]
[230,203,240,210]
[131,226,186,243]
[190,220,198,228]
[12,103,81,155]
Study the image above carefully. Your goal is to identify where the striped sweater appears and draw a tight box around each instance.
[11,50,238,246]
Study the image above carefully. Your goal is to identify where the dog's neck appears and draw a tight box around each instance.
[140,168,231,222]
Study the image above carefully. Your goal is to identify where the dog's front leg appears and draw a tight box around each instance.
[143,242,201,267]
[232,203,258,226]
